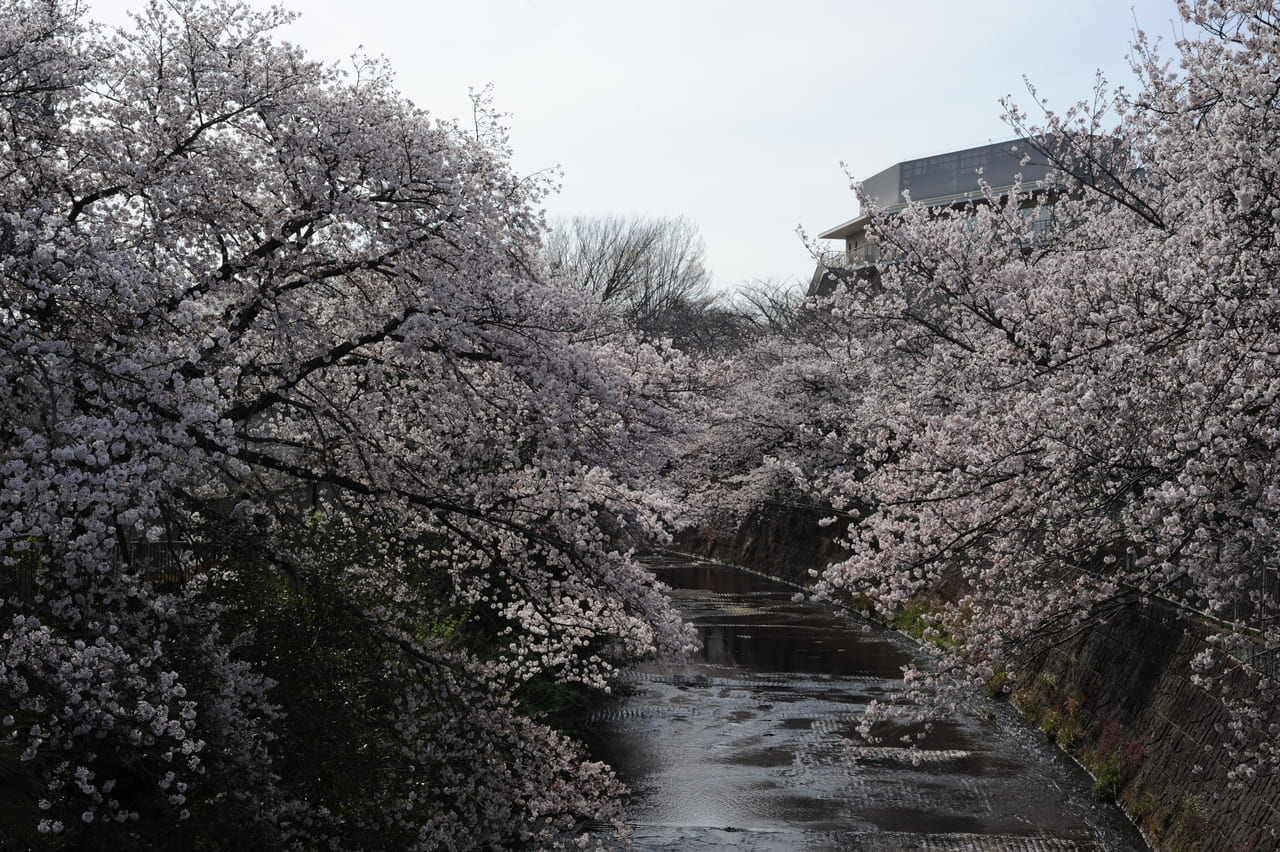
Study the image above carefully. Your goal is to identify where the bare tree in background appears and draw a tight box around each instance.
[546,215,715,334]
[732,278,807,335]
[547,217,815,354]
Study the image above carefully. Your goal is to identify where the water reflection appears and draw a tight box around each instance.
[698,621,912,678]
[656,560,795,595]
[656,559,913,679]
[588,556,1147,851]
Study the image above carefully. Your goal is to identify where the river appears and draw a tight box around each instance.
[585,554,1148,851]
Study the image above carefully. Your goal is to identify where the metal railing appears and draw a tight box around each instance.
[820,244,881,269]
[2,540,218,596]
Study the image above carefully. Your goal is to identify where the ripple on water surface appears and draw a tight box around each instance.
[584,557,1147,851]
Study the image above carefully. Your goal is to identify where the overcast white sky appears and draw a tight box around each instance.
[86,0,1185,291]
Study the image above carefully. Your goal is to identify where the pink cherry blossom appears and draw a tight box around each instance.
[780,0,1280,787]
[0,1,695,847]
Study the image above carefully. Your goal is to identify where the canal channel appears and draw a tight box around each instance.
[586,555,1148,851]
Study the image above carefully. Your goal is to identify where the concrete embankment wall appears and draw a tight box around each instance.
[672,498,844,586]
[1016,600,1279,851]
[676,504,1280,852]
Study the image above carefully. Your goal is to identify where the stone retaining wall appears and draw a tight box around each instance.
[672,498,843,586]
[1013,601,1279,852]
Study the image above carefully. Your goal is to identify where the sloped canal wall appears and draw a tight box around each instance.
[673,506,1280,851]
[1010,602,1280,852]
[675,498,843,586]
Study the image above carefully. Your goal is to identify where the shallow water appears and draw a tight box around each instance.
[585,555,1147,851]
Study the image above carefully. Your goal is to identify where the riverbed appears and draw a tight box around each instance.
[586,555,1148,851]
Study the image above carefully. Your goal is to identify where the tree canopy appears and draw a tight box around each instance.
[0,1,694,848]
[7,0,1280,846]
[780,0,1280,787]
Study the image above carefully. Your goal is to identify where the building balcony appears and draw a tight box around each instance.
[819,243,895,271]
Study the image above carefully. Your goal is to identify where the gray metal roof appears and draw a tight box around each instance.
[820,138,1052,240]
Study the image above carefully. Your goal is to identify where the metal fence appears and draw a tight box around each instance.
[2,540,217,597]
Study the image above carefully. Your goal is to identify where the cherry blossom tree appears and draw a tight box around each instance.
[807,0,1280,786]
[0,1,695,848]
[675,291,866,536]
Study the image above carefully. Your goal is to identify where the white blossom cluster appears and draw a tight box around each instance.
[677,320,866,533]
[794,0,1280,786]
[0,0,696,847]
